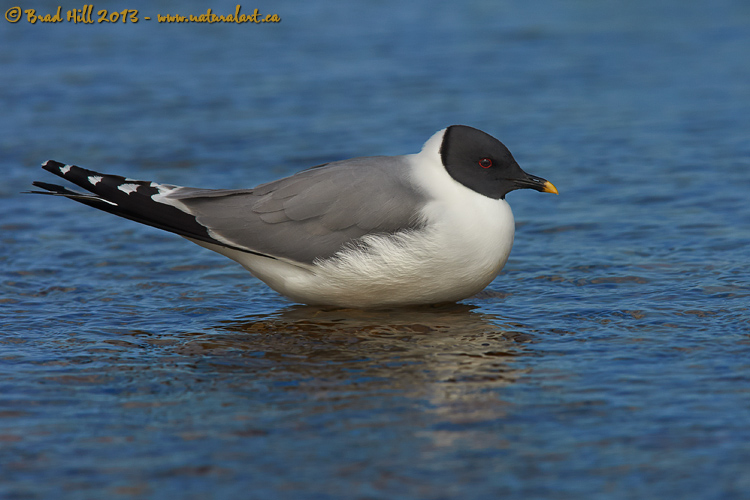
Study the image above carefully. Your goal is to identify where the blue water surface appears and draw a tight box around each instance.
[2,0,750,498]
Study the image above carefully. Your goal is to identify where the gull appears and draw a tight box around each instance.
[31,125,557,308]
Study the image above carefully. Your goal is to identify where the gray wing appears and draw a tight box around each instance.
[167,156,427,263]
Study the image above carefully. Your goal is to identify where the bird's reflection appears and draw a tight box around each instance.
[169,303,534,391]
[113,302,540,447]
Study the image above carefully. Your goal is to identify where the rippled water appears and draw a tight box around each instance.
[2,0,750,498]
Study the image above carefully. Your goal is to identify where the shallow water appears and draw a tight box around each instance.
[2,0,750,498]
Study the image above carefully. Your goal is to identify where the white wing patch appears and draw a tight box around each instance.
[151,182,179,195]
[118,183,140,195]
[151,184,191,212]
[88,175,103,185]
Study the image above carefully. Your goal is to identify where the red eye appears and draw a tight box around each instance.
[478,158,493,169]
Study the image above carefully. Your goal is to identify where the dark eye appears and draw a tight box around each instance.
[478,158,493,169]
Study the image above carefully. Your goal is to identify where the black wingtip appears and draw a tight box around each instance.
[41,159,67,173]
[31,160,274,259]
[24,181,66,195]
[32,181,63,191]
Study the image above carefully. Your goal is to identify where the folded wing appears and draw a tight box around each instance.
[32,157,426,264]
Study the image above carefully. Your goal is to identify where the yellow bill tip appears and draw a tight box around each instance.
[542,180,559,195]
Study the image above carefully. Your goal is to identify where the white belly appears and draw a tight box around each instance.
[193,196,516,308]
